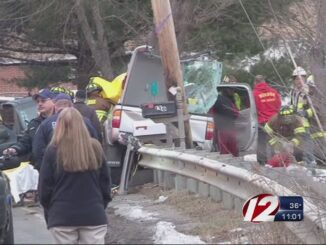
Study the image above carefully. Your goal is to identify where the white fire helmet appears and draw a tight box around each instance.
[292,66,307,77]
[307,75,316,87]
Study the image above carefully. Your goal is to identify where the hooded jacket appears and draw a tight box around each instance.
[254,82,281,124]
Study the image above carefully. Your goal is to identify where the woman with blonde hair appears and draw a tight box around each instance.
[39,107,111,244]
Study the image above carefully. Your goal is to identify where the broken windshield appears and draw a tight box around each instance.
[183,60,222,114]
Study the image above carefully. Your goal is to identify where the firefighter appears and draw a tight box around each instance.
[290,67,326,164]
[253,75,282,165]
[86,83,111,123]
[223,74,244,110]
[50,86,75,100]
[264,105,317,167]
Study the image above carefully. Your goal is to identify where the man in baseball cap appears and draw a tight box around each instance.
[32,88,56,101]
[3,88,56,170]
[54,93,72,102]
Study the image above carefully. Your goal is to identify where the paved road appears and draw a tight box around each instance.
[13,206,53,244]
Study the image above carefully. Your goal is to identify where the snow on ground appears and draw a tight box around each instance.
[153,221,205,244]
[106,184,302,244]
[113,203,158,221]
[243,154,257,162]
[154,195,168,203]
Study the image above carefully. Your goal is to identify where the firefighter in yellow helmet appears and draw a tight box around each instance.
[264,105,317,167]
[86,83,111,123]
[50,86,75,100]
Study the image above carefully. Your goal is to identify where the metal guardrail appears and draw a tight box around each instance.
[137,145,326,244]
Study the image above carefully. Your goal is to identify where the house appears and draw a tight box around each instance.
[0,66,32,97]
[0,65,77,97]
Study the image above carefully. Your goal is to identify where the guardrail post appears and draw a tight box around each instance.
[234,197,244,213]
[153,170,159,184]
[118,143,134,195]
[209,186,222,202]
[222,191,234,210]
[198,182,209,197]
[186,178,198,193]
[175,175,187,190]
[175,160,186,190]
[163,171,175,190]
[157,170,165,187]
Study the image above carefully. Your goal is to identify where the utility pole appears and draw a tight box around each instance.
[151,0,193,148]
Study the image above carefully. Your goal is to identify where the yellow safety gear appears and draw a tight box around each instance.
[87,99,97,105]
[268,138,278,146]
[264,123,274,135]
[50,86,74,99]
[311,131,326,139]
[294,127,306,134]
[297,102,304,110]
[86,83,102,94]
[90,73,125,104]
[303,119,310,128]
[280,106,294,116]
[306,108,314,118]
[96,110,108,123]
[50,86,66,94]
[234,93,242,110]
[291,138,300,146]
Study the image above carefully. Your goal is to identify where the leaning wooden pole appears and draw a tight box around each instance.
[151,0,193,148]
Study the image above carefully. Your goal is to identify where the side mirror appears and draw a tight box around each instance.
[0,156,20,171]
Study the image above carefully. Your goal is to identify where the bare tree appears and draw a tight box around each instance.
[74,0,113,79]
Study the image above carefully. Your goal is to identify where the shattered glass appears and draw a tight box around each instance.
[183,60,222,114]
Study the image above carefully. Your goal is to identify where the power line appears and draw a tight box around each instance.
[238,0,286,87]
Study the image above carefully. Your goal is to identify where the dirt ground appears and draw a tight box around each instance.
[106,183,302,244]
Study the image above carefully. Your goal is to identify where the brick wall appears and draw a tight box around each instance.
[0,65,77,97]
[0,66,31,97]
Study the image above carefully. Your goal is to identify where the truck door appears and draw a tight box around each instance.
[215,83,258,153]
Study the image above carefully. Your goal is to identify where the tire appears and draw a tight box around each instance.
[3,207,14,245]
[104,143,126,186]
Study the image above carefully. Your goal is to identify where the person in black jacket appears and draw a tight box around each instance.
[3,89,56,164]
[39,107,111,244]
[74,89,103,143]
[212,87,239,156]
[33,93,99,171]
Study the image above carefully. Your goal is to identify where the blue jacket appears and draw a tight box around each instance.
[32,113,99,171]
[39,145,111,228]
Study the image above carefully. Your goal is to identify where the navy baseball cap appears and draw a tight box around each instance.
[32,89,56,100]
[54,93,72,102]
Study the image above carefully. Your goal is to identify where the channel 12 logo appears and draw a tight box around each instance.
[242,194,304,222]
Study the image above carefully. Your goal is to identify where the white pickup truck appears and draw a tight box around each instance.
[104,46,222,170]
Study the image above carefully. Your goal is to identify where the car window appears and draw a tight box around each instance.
[16,100,38,130]
[183,60,222,114]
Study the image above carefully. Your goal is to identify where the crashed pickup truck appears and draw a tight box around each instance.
[104,45,222,168]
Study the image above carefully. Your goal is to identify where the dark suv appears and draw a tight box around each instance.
[0,97,38,244]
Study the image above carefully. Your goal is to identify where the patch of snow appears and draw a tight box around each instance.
[229,228,243,233]
[153,221,205,244]
[243,154,257,162]
[155,195,168,203]
[113,203,157,221]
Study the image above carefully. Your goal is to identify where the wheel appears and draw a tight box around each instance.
[3,207,14,244]
[104,143,126,186]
